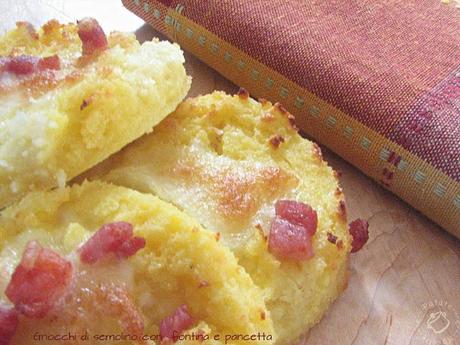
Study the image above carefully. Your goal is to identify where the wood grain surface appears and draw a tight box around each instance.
[1,1,459,345]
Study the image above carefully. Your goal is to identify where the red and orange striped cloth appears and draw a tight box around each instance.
[123,0,460,238]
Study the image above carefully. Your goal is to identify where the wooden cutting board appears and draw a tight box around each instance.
[1,1,459,344]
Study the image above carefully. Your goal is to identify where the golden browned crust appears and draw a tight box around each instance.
[260,310,266,321]
[173,156,298,221]
[258,97,269,105]
[16,21,39,39]
[312,143,324,162]
[237,87,250,100]
[42,19,61,34]
[269,134,285,149]
[255,224,268,242]
[338,200,347,221]
[274,103,298,131]
[217,166,296,219]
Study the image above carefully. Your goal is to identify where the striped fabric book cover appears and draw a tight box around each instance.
[122,0,460,238]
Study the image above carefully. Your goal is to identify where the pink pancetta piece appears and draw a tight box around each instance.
[5,241,72,318]
[78,222,146,264]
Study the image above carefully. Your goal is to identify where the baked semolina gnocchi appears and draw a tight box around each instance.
[0,19,190,207]
[0,181,274,345]
[82,91,364,344]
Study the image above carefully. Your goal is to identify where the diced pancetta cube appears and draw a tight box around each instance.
[268,216,314,261]
[0,305,18,345]
[349,219,369,253]
[275,200,318,236]
[5,241,72,318]
[77,17,108,55]
[160,304,194,342]
[78,222,145,264]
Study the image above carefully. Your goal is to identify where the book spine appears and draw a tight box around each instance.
[122,0,460,238]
